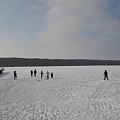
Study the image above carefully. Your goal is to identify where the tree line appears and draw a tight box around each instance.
[0,57,120,67]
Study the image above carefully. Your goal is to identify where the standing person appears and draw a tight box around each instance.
[41,70,44,79]
[30,70,33,76]
[34,69,37,76]
[103,70,109,80]
[51,72,53,78]
[14,71,17,79]
[46,71,50,79]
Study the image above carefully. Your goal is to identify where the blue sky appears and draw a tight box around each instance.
[0,0,120,59]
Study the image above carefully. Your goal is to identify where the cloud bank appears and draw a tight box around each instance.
[38,0,120,59]
[0,0,120,59]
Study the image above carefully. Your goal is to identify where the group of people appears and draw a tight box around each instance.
[13,69,108,80]
[30,69,53,79]
[30,69,37,77]
[13,70,53,80]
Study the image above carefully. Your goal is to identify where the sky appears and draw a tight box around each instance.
[0,0,120,60]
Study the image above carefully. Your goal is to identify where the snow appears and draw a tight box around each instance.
[0,66,120,120]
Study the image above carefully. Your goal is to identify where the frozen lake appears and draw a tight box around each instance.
[0,66,120,120]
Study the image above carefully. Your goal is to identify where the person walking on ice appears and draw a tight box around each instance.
[41,70,44,79]
[51,72,53,78]
[34,69,37,76]
[103,70,109,80]
[46,71,50,79]
[14,71,17,79]
[30,70,33,76]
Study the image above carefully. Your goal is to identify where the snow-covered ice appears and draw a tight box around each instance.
[0,66,120,120]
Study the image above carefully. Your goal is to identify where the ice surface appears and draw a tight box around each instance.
[0,66,120,120]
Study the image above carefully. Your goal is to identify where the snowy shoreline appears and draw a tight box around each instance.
[0,66,120,120]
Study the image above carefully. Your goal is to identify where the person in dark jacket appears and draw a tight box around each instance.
[14,71,17,79]
[34,69,37,76]
[41,70,44,79]
[103,70,109,80]
[31,70,33,76]
[51,72,53,78]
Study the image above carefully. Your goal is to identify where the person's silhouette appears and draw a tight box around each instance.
[41,70,44,78]
[103,70,109,80]
[31,70,33,76]
[51,72,53,78]
[34,69,37,76]
[14,71,17,79]
[46,71,50,79]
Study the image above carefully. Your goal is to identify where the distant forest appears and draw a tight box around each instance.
[0,58,120,67]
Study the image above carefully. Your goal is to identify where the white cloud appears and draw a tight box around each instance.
[37,0,120,59]
[0,0,120,59]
